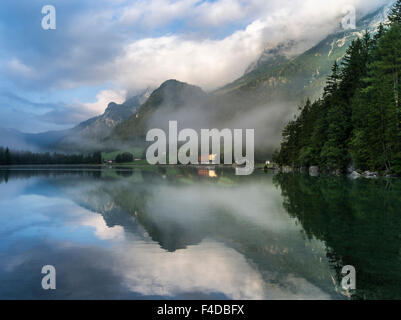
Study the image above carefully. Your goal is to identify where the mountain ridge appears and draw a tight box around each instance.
[1,2,393,155]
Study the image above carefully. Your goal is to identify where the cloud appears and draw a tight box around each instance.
[114,0,390,91]
[115,20,266,91]
[0,0,391,131]
[3,59,34,78]
[119,0,199,28]
[0,172,335,299]
[1,0,390,92]
[80,89,126,114]
[0,89,126,133]
[38,105,96,126]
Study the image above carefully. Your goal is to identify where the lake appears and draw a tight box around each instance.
[0,166,400,300]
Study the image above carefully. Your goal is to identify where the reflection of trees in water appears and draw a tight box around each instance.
[0,168,102,183]
[115,168,134,177]
[89,168,338,297]
[273,174,401,300]
[2,168,352,298]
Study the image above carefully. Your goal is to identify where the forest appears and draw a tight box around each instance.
[273,1,401,175]
[0,146,101,165]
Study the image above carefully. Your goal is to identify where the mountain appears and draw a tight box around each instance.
[243,40,296,75]
[109,80,208,142]
[25,129,72,150]
[101,4,392,157]
[3,3,392,157]
[0,127,70,151]
[190,3,393,157]
[216,4,392,102]
[54,89,152,152]
[0,127,35,150]
[0,89,152,152]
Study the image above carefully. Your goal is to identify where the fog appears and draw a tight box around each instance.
[0,169,336,299]
[137,1,393,158]
[143,83,299,159]
[1,1,393,154]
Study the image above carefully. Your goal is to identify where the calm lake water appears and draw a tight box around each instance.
[0,166,400,300]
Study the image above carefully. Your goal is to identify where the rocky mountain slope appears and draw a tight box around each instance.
[54,89,152,152]
[109,80,208,142]
[3,3,393,156]
[216,4,391,102]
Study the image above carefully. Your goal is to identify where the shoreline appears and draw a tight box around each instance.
[273,165,399,179]
[0,163,267,170]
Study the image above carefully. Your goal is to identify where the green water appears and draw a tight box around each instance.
[0,167,400,299]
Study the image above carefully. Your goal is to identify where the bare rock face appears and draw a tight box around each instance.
[309,166,319,177]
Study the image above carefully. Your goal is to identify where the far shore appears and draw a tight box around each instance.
[0,163,267,169]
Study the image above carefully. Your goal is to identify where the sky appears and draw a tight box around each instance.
[0,0,391,133]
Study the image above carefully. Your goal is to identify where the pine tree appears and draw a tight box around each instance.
[324,61,341,98]
[275,20,401,175]
[388,0,401,25]
[5,147,10,165]
[374,23,386,43]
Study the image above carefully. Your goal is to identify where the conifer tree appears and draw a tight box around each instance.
[274,19,401,175]
[388,0,401,25]
[5,147,10,165]
[324,61,341,98]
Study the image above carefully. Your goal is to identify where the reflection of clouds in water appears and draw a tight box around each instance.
[80,215,124,240]
[115,239,265,300]
[55,177,333,299]
[0,192,125,244]
[0,174,333,299]
[147,182,299,233]
[0,178,37,201]
[113,239,331,300]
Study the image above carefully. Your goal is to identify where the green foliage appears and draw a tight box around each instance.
[275,17,401,175]
[274,173,401,299]
[115,152,134,163]
[102,147,144,161]
[0,146,101,165]
[388,0,401,25]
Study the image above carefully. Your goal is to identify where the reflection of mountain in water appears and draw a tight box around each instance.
[4,168,399,299]
[1,168,339,299]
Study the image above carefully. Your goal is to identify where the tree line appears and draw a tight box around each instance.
[0,146,102,165]
[115,152,134,163]
[273,1,401,175]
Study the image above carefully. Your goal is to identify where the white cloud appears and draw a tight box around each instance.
[119,0,199,27]
[4,58,34,78]
[81,215,125,240]
[3,0,390,93]
[115,20,266,91]
[194,0,262,26]
[111,0,389,91]
[116,240,267,299]
[80,89,126,115]
[0,0,390,131]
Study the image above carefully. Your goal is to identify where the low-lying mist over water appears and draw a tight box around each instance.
[1,1,401,309]
[0,167,400,299]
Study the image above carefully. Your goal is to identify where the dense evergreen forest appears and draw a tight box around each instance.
[0,146,101,165]
[273,1,401,175]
